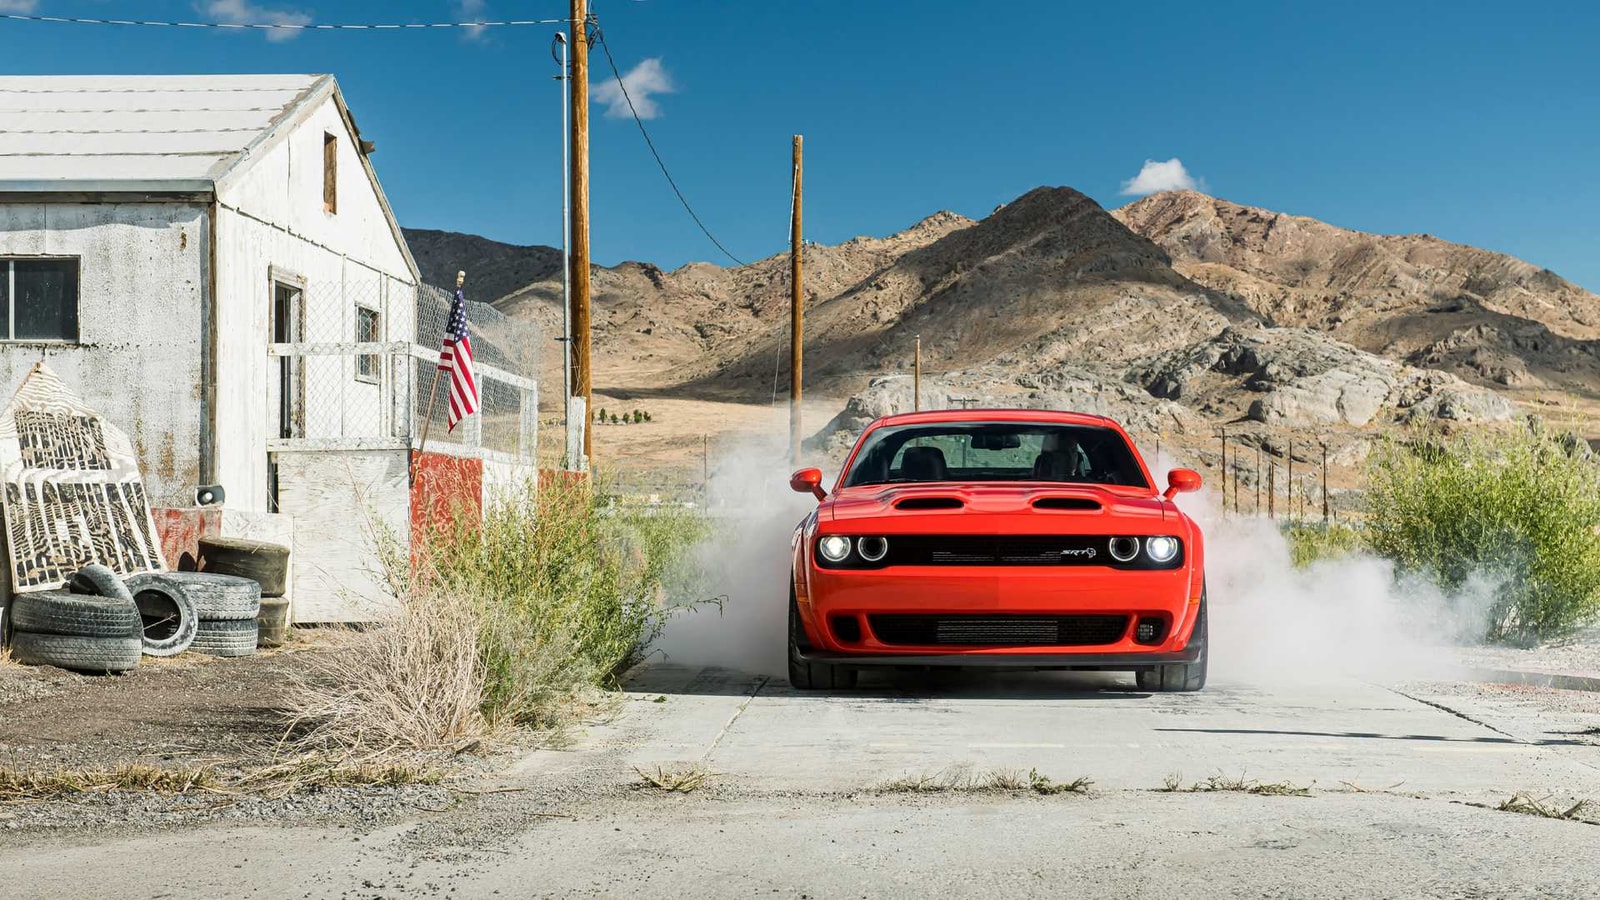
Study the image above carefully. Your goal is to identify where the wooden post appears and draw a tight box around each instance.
[570,0,593,466]
[1218,430,1226,515]
[1255,444,1262,516]
[1268,460,1276,519]
[1286,439,1294,524]
[789,134,803,466]
[1322,443,1330,524]
[913,334,921,412]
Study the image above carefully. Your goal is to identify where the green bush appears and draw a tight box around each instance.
[1365,423,1600,645]
[422,476,705,728]
[1283,523,1364,568]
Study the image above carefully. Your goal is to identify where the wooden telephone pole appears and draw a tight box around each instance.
[570,0,593,465]
[913,335,922,412]
[789,135,803,465]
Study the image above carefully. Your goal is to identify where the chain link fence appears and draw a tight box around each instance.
[266,281,539,464]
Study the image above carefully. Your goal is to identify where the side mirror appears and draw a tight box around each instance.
[789,467,827,501]
[1163,468,1202,500]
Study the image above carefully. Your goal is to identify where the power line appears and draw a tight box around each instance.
[591,24,747,267]
[0,13,572,31]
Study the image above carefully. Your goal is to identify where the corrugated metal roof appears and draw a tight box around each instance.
[0,74,329,191]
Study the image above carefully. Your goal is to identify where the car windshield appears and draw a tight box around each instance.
[842,422,1149,488]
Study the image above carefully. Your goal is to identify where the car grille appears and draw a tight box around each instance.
[885,535,1110,567]
[868,614,1130,647]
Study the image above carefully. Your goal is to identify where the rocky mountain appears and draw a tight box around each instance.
[403,228,562,310]
[406,187,1600,473]
[1113,191,1600,393]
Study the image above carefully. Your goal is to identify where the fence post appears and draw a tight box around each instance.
[1322,443,1330,524]
[1268,460,1276,519]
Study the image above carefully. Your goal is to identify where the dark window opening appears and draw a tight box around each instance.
[322,131,338,214]
[355,305,380,383]
[1,258,80,341]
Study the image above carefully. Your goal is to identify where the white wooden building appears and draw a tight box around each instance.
[0,75,536,621]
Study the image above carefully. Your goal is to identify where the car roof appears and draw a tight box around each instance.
[869,408,1120,429]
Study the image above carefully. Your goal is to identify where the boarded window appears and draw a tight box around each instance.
[1,258,80,342]
[323,132,338,214]
[355,306,380,383]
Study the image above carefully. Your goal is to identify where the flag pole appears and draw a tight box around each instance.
[414,270,462,469]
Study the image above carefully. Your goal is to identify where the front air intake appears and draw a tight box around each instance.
[895,497,964,511]
[869,614,1130,647]
[1031,497,1102,511]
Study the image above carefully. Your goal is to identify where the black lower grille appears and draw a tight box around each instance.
[868,614,1129,647]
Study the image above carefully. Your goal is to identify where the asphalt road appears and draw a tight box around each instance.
[2,666,1598,899]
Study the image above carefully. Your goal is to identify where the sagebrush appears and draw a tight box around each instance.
[1365,422,1600,644]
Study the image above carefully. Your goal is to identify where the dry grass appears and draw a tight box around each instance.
[636,764,710,793]
[0,753,441,803]
[1161,771,1313,797]
[878,765,1092,796]
[1496,793,1592,821]
[286,589,500,752]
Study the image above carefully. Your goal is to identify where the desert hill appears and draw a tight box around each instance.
[1113,191,1600,392]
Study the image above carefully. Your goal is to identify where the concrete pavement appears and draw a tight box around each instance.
[1,666,1596,899]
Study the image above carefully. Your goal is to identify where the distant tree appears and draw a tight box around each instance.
[632,410,644,423]
[597,407,607,424]
[609,413,620,425]
[643,411,653,422]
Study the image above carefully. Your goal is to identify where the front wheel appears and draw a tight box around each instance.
[787,591,857,691]
[1136,594,1207,693]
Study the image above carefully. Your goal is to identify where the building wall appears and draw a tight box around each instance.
[212,92,418,515]
[0,201,206,507]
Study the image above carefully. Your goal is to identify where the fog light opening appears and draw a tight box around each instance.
[857,536,889,563]
[831,615,863,643]
[1134,616,1167,646]
[1108,536,1140,563]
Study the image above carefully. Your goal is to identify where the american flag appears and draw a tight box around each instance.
[439,288,480,431]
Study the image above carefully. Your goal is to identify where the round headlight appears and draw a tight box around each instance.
[818,535,852,562]
[1145,536,1180,563]
[1108,536,1140,562]
[857,536,889,562]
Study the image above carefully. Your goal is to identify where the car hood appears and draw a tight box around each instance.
[822,483,1184,534]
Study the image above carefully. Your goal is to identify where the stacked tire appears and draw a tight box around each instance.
[127,572,261,657]
[7,565,141,673]
[198,537,291,649]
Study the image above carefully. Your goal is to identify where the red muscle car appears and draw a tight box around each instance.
[788,409,1207,692]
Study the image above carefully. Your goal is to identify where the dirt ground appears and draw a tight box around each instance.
[0,640,320,771]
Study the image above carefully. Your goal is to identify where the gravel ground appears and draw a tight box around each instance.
[0,632,491,835]
[1455,623,1600,679]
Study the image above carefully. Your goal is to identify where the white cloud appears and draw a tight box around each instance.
[591,58,673,120]
[1119,158,1202,196]
[0,1,41,13]
[454,0,489,42]
[197,0,312,42]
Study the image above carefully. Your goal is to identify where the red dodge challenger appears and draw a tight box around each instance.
[788,409,1207,692]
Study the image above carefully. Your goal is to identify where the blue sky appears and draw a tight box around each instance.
[4,1,1600,289]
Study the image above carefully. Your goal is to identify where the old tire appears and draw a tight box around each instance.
[190,618,259,657]
[129,581,199,657]
[8,590,139,638]
[1136,595,1208,693]
[66,564,135,603]
[787,594,856,691]
[197,537,289,598]
[257,597,291,648]
[9,631,141,673]
[127,572,260,621]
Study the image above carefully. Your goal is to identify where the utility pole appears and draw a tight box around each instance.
[789,134,803,466]
[570,0,593,467]
[1322,443,1330,524]
[913,335,922,412]
[554,32,573,469]
[1286,439,1294,524]
[1218,430,1228,515]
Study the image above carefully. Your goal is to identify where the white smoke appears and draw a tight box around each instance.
[655,443,1495,686]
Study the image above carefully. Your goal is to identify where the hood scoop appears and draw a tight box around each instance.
[1032,497,1102,512]
[894,496,964,511]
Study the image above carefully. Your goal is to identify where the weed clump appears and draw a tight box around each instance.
[1366,422,1600,644]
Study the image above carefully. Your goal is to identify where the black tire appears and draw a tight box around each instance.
[257,597,291,648]
[9,631,141,673]
[1136,594,1208,693]
[197,537,289,598]
[130,582,199,658]
[787,593,856,691]
[190,618,259,657]
[66,564,135,603]
[126,572,260,621]
[8,590,139,638]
